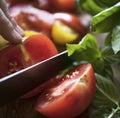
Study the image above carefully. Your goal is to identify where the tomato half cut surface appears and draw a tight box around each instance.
[35,63,96,118]
[0,45,32,78]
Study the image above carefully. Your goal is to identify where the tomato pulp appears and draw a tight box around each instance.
[35,63,96,118]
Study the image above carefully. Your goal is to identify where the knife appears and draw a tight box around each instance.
[0,50,69,107]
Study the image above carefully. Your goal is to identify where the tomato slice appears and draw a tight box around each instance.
[0,45,32,78]
[35,63,96,118]
[0,35,8,48]
[23,34,58,63]
[0,34,58,78]
[52,21,79,45]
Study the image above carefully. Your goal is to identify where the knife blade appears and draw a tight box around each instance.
[0,50,69,107]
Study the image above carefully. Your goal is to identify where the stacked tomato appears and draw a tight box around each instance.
[0,0,96,118]
[8,0,88,47]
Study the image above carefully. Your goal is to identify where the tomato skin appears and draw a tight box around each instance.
[35,63,96,118]
[50,0,76,11]
[23,34,58,63]
[31,0,51,11]
[7,0,28,6]
[9,5,54,37]
[53,13,88,37]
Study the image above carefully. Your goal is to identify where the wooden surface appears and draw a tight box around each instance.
[0,97,43,118]
[0,96,89,118]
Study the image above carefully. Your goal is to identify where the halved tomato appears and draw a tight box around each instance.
[52,21,79,45]
[0,34,58,78]
[24,34,58,63]
[9,5,88,43]
[35,63,96,118]
[0,44,32,78]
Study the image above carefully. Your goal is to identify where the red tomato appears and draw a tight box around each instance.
[53,12,88,37]
[0,45,32,78]
[0,34,58,78]
[24,34,58,63]
[35,63,96,118]
[30,0,52,11]
[9,5,54,37]
[9,5,88,39]
[50,0,76,11]
[7,0,27,6]
[8,0,75,12]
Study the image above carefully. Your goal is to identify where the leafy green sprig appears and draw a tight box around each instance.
[76,0,120,15]
[66,2,120,117]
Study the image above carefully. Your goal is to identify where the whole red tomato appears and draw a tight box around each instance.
[0,34,58,78]
[50,0,76,11]
[35,63,96,118]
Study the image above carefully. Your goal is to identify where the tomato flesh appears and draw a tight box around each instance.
[24,34,58,63]
[35,63,96,118]
[0,45,32,78]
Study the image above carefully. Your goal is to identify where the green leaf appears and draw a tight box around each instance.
[92,74,120,118]
[101,46,120,64]
[75,0,103,15]
[66,34,101,66]
[67,33,98,56]
[93,74,120,108]
[93,0,120,8]
[92,106,120,118]
[67,34,111,78]
[105,33,112,46]
[91,2,120,33]
[112,25,120,54]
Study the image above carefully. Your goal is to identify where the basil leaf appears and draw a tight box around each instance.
[67,34,98,56]
[93,0,120,8]
[67,34,100,62]
[67,34,109,76]
[92,106,120,118]
[92,74,120,117]
[101,46,120,64]
[105,33,112,46]
[93,74,120,108]
[75,0,103,15]
[91,2,120,33]
[112,25,120,54]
